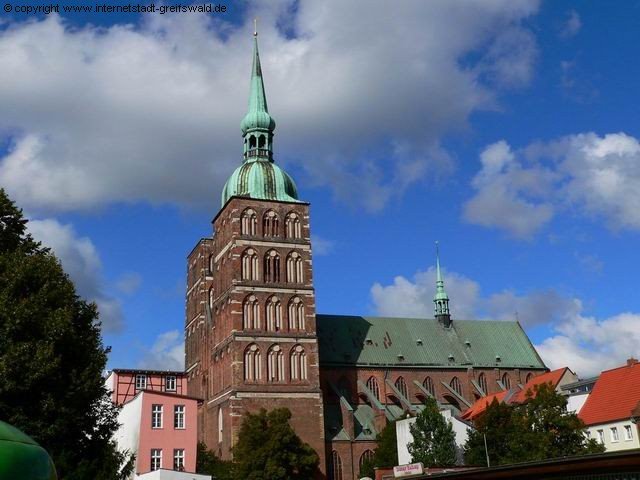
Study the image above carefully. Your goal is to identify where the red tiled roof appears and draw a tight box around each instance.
[512,367,568,403]
[461,390,509,421]
[579,360,640,426]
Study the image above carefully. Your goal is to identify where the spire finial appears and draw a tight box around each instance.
[434,241,451,327]
[253,17,258,37]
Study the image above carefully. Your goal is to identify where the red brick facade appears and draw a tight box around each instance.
[185,197,325,475]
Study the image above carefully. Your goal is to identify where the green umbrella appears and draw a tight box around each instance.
[0,421,57,480]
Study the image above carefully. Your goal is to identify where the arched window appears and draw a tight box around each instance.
[263,210,279,237]
[366,376,380,401]
[243,295,260,329]
[218,407,223,443]
[329,451,343,480]
[243,344,261,381]
[525,373,534,384]
[450,377,462,396]
[285,212,302,239]
[478,373,488,394]
[266,296,282,332]
[423,376,435,396]
[208,253,215,273]
[286,252,304,283]
[290,345,307,381]
[249,135,256,149]
[264,250,280,283]
[288,297,305,330]
[502,373,511,390]
[395,377,408,398]
[241,208,257,236]
[208,287,215,309]
[241,248,259,281]
[359,450,374,474]
[258,135,266,148]
[267,345,284,382]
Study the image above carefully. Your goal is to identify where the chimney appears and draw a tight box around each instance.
[627,358,638,366]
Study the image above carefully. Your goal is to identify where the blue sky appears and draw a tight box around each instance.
[1,0,639,377]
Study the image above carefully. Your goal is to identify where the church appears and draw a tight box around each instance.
[184,32,547,480]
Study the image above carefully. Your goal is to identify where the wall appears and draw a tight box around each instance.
[586,419,640,452]
[110,370,188,405]
[396,412,471,466]
[137,392,199,475]
[114,394,143,479]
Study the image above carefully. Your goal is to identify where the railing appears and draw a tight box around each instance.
[245,148,272,159]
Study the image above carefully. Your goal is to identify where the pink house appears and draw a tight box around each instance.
[106,369,208,480]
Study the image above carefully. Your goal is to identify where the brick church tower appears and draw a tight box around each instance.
[185,31,326,472]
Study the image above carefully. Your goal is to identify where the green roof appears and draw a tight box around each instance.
[316,315,546,369]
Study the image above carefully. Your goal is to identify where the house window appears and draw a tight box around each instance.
[597,429,605,444]
[173,449,185,471]
[286,252,304,283]
[395,377,408,398]
[151,449,162,471]
[165,375,177,392]
[218,407,223,443]
[329,450,343,480]
[611,427,620,442]
[423,376,435,396]
[624,425,634,441]
[136,374,148,390]
[264,250,281,283]
[267,345,284,382]
[244,344,262,381]
[366,376,380,401]
[152,404,163,429]
[174,405,185,429]
[451,377,462,396]
[478,373,488,395]
[290,345,307,381]
[288,297,305,330]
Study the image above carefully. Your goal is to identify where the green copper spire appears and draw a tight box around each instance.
[434,242,452,327]
[221,28,300,207]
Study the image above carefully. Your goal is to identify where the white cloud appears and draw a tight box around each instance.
[115,272,143,295]
[0,1,539,213]
[371,265,640,378]
[311,234,335,256]
[138,330,184,371]
[536,307,640,378]
[27,218,124,332]
[464,133,640,237]
[559,10,582,38]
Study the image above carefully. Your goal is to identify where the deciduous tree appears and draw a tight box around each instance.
[0,189,134,480]
[408,397,457,467]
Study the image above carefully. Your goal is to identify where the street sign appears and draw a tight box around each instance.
[393,462,424,477]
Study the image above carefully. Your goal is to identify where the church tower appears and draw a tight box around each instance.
[185,30,325,472]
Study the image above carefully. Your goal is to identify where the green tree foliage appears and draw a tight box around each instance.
[196,441,235,480]
[0,189,134,479]
[408,397,457,467]
[233,408,319,480]
[358,419,399,477]
[464,383,605,466]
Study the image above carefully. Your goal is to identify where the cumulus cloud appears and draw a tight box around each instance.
[115,272,143,295]
[370,265,573,327]
[536,307,640,377]
[311,234,335,256]
[27,218,124,331]
[371,265,640,377]
[559,10,582,38]
[463,133,640,237]
[0,0,540,213]
[138,330,184,371]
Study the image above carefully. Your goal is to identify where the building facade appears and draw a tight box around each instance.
[185,33,547,479]
[107,370,205,479]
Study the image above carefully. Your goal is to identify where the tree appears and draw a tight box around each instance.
[0,189,134,479]
[196,441,235,480]
[358,419,399,478]
[408,397,457,467]
[464,383,604,466]
[233,408,319,480]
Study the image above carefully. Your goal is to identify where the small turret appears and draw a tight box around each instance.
[434,241,451,328]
